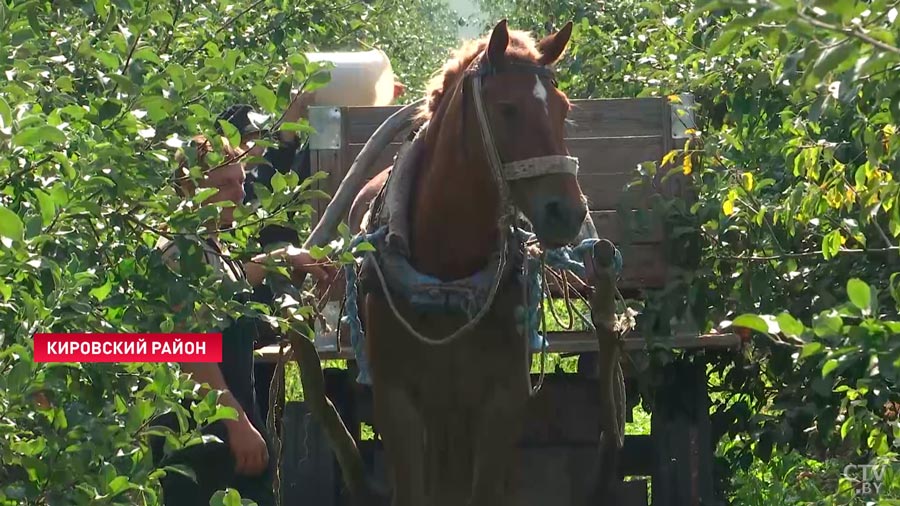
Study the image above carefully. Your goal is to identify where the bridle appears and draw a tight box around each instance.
[465,53,580,221]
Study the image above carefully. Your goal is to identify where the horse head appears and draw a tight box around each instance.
[413,20,587,279]
[473,19,586,248]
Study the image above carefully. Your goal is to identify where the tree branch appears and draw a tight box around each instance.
[121,33,141,79]
[159,0,182,55]
[1,155,53,187]
[717,246,899,261]
[798,10,900,56]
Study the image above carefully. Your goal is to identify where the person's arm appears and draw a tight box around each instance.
[157,239,268,476]
[179,362,269,476]
[242,246,334,290]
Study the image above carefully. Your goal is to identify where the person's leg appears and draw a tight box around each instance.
[153,418,237,506]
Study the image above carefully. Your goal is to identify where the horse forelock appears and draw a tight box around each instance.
[416,29,543,122]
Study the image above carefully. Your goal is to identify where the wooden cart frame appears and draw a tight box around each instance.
[258,96,742,506]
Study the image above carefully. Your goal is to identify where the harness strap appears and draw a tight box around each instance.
[471,71,512,218]
[503,155,579,180]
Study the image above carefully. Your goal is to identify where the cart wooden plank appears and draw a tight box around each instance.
[343,98,667,144]
[255,332,741,363]
[339,136,667,212]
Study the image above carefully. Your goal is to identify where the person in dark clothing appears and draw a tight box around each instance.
[214,94,316,422]
[151,97,334,506]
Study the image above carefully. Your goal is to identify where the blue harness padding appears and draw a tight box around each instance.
[339,226,623,385]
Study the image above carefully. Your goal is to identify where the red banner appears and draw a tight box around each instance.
[32,333,223,363]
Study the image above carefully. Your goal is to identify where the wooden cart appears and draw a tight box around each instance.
[258,96,742,506]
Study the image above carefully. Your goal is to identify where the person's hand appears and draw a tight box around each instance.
[284,246,337,294]
[224,416,269,476]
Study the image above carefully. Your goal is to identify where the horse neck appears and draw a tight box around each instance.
[409,97,503,281]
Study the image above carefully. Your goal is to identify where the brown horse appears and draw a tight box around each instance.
[346,20,587,506]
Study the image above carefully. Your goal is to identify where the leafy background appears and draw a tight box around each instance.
[3,0,900,504]
[0,0,457,504]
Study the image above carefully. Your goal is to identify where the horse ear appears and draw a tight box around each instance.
[537,21,573,65]
[486,19,509,66]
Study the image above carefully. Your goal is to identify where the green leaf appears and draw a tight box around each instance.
[810,41,856,79]
[279,121,314,134]
[206,405,239,424]
[0,205,24,242]
[305,70,331,92]
[106,74,138,94]
[11,27,34,45]
[11,437,46,456]
[276,75,293,108]
[821,230,842,259]
[709,27,740,55]
[271,172,286,193]
[822,358,839,377]
[98,100,122,123]
[218,120,242,151]
[868,428,888,454]
[846,278,872,313]
[890,273,900,307]
[251,85,277,113]
[150,9,173,25]
[133,47,163,65]
[90,278,113,302]
[34,189,56,226]
[813,312,843,337]
[107,476,131,494]
[732,314,777,334]
[162,464,197,482]
[776,312,804,337]
[854,165,867,189]
[0,96,10,130]
[210,488,244,506]
[94,0,109,17]
[192,187,219,204]
[309,245,331,260]
[353,241,376,253]
[841,415,853,439]
[13,126,66,146]
[800,342,824,359]
[288,53,309,71]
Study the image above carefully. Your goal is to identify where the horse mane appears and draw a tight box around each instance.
[417,29,543,121]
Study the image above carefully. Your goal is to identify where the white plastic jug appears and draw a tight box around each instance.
[305,49,396,107]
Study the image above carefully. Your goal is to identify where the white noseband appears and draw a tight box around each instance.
[502,155,579,181]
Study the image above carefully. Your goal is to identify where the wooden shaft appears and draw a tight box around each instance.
[587,239,626,499]
[287,330,380,505]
